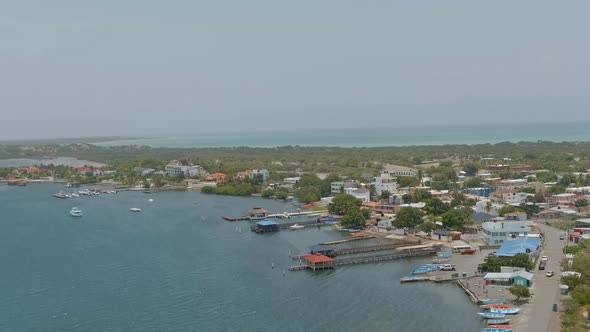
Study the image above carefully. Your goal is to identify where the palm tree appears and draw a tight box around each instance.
[485,201,492,213]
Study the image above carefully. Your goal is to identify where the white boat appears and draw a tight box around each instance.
[69,207,83,217]
[71,193,80,198]
[289,224,305,230]
[130,208,142,212]
[489,308,520,315]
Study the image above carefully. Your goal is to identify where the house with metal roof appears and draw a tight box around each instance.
[495,236,541,257]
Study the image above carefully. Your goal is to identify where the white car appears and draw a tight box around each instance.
[541,255,548,261]
[546,271,554,277]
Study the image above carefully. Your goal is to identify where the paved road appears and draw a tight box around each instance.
[519,221,565,332]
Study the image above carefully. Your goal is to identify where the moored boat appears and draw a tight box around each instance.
[487,319,510,325]
[130,208,141,212]
[289,224,305,230]
[69,207,83,217]
[480,298,508,304]
[478,312,506,319]
[481,304,511,309]
[489,308,520,315]
[432,258,450,264]
[482,328,512,332]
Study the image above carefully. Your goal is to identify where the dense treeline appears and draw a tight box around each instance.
[3,141,590,175]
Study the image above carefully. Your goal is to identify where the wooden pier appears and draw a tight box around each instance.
[334,249,438,266]
[321,236,375,245]
[331,241,421,256]
[289,248,439,271]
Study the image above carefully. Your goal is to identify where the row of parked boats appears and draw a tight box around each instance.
[477,299,518,332]
[53,189,117,199]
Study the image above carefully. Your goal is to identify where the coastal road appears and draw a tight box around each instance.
[519,221,565,332]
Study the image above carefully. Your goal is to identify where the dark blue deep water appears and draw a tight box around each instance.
[0,184,481,331]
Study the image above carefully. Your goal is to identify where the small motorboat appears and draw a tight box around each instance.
[69,207,83,217]
[481,304,511,309]
[480,298,508,304]
[482,328,512,332]
[489,308,520,315]
[129,208,142,212]
[432,258,450,264]
[487,319,510,325]
[289,224,305,230]
[478,312,506,319]
[488,325,512,329]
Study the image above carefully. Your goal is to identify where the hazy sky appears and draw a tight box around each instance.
[1,1,589,139]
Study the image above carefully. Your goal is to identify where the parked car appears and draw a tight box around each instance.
[546,271,554,277]
[541,255,548,261]
[461,249,476,255]
[559,235,565,240]
[439,264,456,271]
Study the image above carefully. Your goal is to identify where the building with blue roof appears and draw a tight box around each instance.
[251,219,279,233]
[495,236,541,257]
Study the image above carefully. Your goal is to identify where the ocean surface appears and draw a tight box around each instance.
[0,184,481,332]
[96,123,590,148]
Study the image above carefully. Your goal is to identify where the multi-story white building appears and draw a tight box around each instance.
[372,174,398,195]
[331,180,359,194]
[382,164,418,177]
[344,187,371,203]
[482,220,531,245]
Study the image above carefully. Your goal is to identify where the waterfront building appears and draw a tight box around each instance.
[484,270,534,287]
[302,254,335,271]
[205,173,228,184]
[247,207,269,219]
[482,220,531,245]
[252,219,279,233]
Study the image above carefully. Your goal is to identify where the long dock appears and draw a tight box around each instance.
[331,241,421,256]
[224,210,329,221]
[321,236,375,245]
[334,249,438,266]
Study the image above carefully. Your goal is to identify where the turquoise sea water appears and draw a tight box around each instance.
[0,184,481,332]
[96,123,590,148]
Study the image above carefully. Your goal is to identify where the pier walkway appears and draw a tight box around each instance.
[289,247,439,271]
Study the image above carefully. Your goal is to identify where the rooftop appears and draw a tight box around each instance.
[303,253,335,263]
[256,219,278,226]
[495,237,540,257]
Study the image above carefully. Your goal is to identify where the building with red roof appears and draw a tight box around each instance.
[303,254,335,271]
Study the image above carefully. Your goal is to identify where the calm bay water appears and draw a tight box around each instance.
[97,123,590,148]
[0,184,481,332]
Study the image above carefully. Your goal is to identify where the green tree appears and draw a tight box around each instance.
[441,209,466,230]
[498,205,522,216]
[575,199,589,208]
[380,190,392,200]
[520,203,540,217]
[398,176,419,188]
[509,284,531,303]
[464,177,482,188]
[402,194,413,204]
[419,220,438,234]
[395,207,424,228]
[425,198,450,216]
[463,163,479,176]
[340,208,366,229]
[329,194,362,215]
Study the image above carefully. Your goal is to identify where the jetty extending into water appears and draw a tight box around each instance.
[289,245,441,271]
[224,209,329,221]
[291,240,423,259]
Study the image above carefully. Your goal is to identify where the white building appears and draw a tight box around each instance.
[372,174,398,195]
[382,164,418,177]
[494,192,529,205]
[331,180,359,194]
[475,200,504,216]
[344,187,371,203]
[482,220,531,245]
